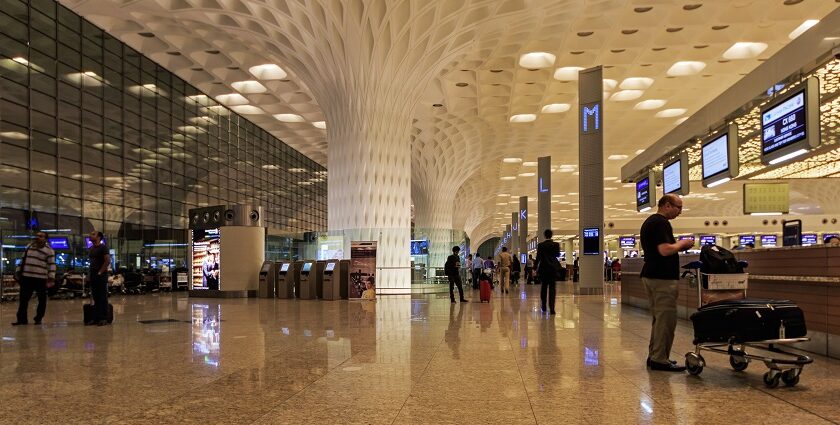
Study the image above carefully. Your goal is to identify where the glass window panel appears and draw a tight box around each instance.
[57,159,81,177]
[58,197,82,217]
[2,98,29,126]
[0,165,27,189]
[1,76,28,105]
[57,43,81,68]
[31,71,57,97]
[1,143,28,168]
[31,192,57,213]
[1,11,28,43]
[81,109,102,131]
[83,201,103,219]
[58,101,81,124]
[83,184,103,202]
[31,89,57,116]
[58,177,81,198]
[31,110,57,135]
[57,119,81,143]
[29,9,56,38]
[31,131,56,155]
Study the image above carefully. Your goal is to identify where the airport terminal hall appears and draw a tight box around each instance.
[5,0,840,423]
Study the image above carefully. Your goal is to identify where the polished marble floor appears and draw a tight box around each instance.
[1,283,839,424]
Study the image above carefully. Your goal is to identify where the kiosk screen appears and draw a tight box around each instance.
[325,262,336,272]
[302,262,312,273]
[280,263,290,273]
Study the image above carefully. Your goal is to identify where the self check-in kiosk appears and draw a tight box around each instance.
[258,261,278,298]
[321,259,350,300]
[298,261,321,299]
[275,261,298,299]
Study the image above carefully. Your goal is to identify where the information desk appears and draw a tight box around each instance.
[621,245,840,359]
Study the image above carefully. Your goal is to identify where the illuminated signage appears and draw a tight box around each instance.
[581,102,601,134]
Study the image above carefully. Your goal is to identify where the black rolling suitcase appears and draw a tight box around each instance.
[83,303,114,324]
[690,299,806,344]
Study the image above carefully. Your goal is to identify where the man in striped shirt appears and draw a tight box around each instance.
[13,231,56,326]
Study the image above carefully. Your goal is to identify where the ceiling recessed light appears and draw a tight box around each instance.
[138,32,155,38]
[231,80,267,94]
[554,66,585,81]
[666,27,683,33]
[215,93,249,106]
[502,157,523,163]
[523,162,538,167]
[273,113,305,122]
[655,108,687,118]
[518,52,556,68]
[500,176,516,181]
[230,105,264,114]
[607,155,629,160]
[541,103,571,113]
[683,4,702,10]
[619,77,654,90]
[518,172,536,177]
[432,103,443,107]
[783,0,803,4]
[509,114,537,123]
[610,90,644,101]
[722,42,768,60]
[610,49,626,53]
[248,64,287,80]
[165,51,181,56]
[489,69,503,73]
[667,61,706,76]
[603,79,618,91]
[205,50,220,54]
[634,99,667,110]
[312,121,326,129]
[788,19,819,39]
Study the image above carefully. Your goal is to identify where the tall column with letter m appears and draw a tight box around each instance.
[578,66,605,294]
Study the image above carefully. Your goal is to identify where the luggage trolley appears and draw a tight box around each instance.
[682,261,812,388]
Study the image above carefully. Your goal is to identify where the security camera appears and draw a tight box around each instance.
[834,46,840,60]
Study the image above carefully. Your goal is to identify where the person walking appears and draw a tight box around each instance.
[472,254,483,288]
[445,246,468,304]
[87,231,111,326]
[12,231,56,326]
[525,255,535,285]
[511,253,521,286]
[465,254,474,286]
[535,229,561,314]
[640,194,694,372]
[497,247,512,294]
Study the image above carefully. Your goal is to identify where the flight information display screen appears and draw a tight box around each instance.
[619,237,636,248]
[801,234,818,246]
[663,159,682,194]
[762,90,807,155]
[699,235,716,246]
[636,177,650,209]
[739,235,756,246]
[582,227,600,256]
[702,134,729,179]
[760,235,777,247]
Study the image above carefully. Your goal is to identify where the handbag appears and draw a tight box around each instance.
[14,245,29,282]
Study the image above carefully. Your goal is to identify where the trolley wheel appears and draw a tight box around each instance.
[763,371,781,388]
[781,369,800,387]
[729,355,749,372]
[685,352,704,376]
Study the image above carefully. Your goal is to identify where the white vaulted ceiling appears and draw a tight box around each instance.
[59,0,840,243]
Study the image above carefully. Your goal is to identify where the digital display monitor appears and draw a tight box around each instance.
[302,262,312,273]
[635,172,655,212]
[801,234,818,246]
[280,263,290,273]
[782,220,802,247]
[823,233,839,244]
[324,262,336,272]
[410,239,429,255]
[662,152,688,195]
[679,235,696,241]
[701,124,739,188]
[48,237,69,250]
[619,237,636,248]
[739,235,756,246]
[520,253,527,265]
[760,235,778,247]
[85,236,105,248]
[760,77,820,165]
[582,227,600,256]
[699,235,716,246]
[191,228,220,290]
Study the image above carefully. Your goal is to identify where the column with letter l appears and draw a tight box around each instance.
[519,196,528,267]
[537,156,551,244]
[578,66,604,294]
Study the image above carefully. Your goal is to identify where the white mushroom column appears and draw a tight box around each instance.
[413,190,458,273]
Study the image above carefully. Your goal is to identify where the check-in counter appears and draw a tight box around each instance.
[621,245,840,359]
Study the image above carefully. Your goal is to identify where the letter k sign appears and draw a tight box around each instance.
[520,209,527,220]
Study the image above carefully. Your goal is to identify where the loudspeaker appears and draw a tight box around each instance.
[189,205,226,230]
[227,205,265,227]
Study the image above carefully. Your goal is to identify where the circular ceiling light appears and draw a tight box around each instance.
[502,157,523,163]
[518,52,556,69]
[509,114,537,123]
[541,103,571,113]
[655,108,687,118]
[274,113,305,122]
[633,99,667,110]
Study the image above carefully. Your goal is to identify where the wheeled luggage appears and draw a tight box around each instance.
[690,299,807,345]
[83,303,114,324]
[479,279,492,303]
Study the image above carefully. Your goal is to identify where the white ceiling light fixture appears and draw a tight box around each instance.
[510,114,537,123]
[554,66,585,81]
[522,162,538,167]
[312,121,326,129]
[722,42,768,60]
[518,172,536,177]
[541,103,571,113]
[619,77,655,90]
[248,64,287,80]
[274,113,305,122]
[675,117,689,125]
[502,157,523,163]
[230,105,265,114]
[607,154,628,160]
[666,61,706,76]
[215,93,249,106]
[500,176,516,181]
[634,99,667,110]
[635,149,646,154]
[610,90,644,101]
[655,108,687,118]
[231,80,267,94]
[519,52,556,68]
[603,79,618,91]
[789,20,820,39]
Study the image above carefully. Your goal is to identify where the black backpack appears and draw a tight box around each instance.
[700,245,742,274]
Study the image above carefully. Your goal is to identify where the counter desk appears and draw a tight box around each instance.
[621,246,840,359]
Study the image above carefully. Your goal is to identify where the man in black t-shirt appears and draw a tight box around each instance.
[640,194,694,372]
[445,246,468,304]
[87,231,111,326]
[535,229,561,314]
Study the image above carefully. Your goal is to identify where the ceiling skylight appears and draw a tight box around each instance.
[655,108,687,118]
[312,121,327,129]
[215,93,249,106]
[541,103,571,113]
[666,61,706,76]
[553,66,585,81]
[510,114,537,123]
[274,114,305,122]
[231,80,267,94]
[619,77,654,90]
[248,64,287,80]
[519,52,556,68]
[634,99,667,110]
[722,42,768,59]
[610,90,644,101]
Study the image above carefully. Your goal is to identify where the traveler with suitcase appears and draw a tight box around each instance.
[11,231,56,326]
[445,246,468,304]
[640,194,694,372]
[86,231,112,326]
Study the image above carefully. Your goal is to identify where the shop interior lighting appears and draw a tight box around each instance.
[666,61,706,76]
[248,64,287,80]
[522,162,538,167]
[500,176,516,181]
[518,172,536,177]
[608,154,629,160]
[502,157,523,163]
[722,42,768,60]
[518,52,556,68]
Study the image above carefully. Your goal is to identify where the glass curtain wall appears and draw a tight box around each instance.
[0,0,326,276]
